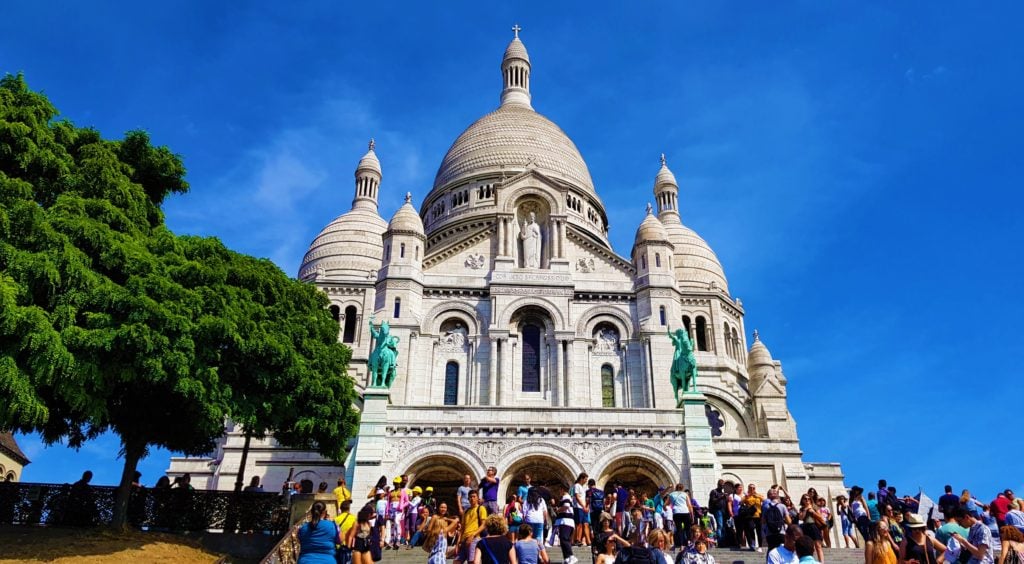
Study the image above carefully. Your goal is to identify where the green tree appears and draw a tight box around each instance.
[168,237,358,494]
[0,74,359,529]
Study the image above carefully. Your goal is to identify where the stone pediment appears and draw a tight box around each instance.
[565,228,634,275]
[423,220,495,270]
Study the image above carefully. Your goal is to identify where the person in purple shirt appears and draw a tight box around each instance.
[615,481,628,534]
[480,466,500,515]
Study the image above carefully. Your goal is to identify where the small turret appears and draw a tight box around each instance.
[500,24,532,108]
[353,139,382,211]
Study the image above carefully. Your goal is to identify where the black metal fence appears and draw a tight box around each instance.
[0,481,289,533]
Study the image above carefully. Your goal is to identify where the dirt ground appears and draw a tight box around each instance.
[0,526,225,563]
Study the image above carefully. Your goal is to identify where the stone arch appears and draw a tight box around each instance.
[497,296,566,331]
[591,443,678,492]
[399,451,480,511]
[497,442,582,501]
[501,184,561,215]
[422,301,482,336]
[400,441,487,479]
[575,305,635,339]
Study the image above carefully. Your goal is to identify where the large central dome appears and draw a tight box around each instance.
[432,104,596,195]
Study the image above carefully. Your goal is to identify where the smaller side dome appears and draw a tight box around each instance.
[634,203,669,245]
[388,192,425,235]
[747,330,774,369]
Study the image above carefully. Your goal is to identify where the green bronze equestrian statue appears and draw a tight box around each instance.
[368,315,400,388]
[668,327,698,402]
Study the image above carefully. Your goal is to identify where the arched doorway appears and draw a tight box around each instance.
[596,456,674,499]
[502,455,576,502]
[402,455,476,511]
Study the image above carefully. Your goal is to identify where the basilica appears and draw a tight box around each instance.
[169,30,845,507]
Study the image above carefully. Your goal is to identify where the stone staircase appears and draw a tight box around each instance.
[372,545,864,564]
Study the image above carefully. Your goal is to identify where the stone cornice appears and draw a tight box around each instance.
[566,228,634,274]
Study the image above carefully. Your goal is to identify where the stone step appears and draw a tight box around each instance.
[370,544,865,564]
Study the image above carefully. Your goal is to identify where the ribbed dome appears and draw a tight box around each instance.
[357,144,381,176]
[634,206,669,245]
[298,207,387,281]
[661,218,730,293]
[431,104,597,197]
[655,159,677,188]
[747,331,773,368]
[389,193,425,235]
[504,37,529,62]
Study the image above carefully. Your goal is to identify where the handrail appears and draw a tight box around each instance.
[259,518,306,564]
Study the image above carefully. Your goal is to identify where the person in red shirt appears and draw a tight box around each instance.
[992,490,1014,526]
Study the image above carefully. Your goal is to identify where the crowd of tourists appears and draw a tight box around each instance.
[294,473,1024,564]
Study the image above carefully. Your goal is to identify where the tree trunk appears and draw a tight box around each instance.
[233,430,252,493]
[110,439,145,531]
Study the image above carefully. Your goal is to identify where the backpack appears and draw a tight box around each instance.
[708,489,723,512]
[614,546,657,564]
[764,502,786,533]
[591,489,606,511]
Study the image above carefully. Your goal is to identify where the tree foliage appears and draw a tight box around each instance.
[0,74,359,527]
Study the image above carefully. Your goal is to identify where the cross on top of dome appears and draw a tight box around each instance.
[512,23,521,39]
[368,138,375,151]
[660,153,667,166]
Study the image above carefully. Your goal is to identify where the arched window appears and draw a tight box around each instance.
[655,253,661,268]
[521,324,541,392]
[659,306,667,326]
[696,316,709,351]
[400,243,405,258]
[329,305,340,323]
[641,255,647,270]
[724,322,732,358]
[415,246,419,260]
[682,316,692,335]
[384,244,391,261]
[732,327,740,356]
[342,306,357,343]
[393,298,401,319]
[601,364,615,407]
[444,362,459,406]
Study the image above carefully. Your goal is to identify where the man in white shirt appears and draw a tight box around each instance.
[766,525,803,564]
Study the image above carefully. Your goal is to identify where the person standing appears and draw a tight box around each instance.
[297,501,341,564]
[458,475,474,517]
[518,475,532,504]
[456,491,488,564]
[738,484,764,552]
[480,467,501,516]
[514,523,549,564]
[762,488,791,551]
[766,525,803,564]
[334,478,352,513]
[899,514,944,564]
[939,485,961,520]
[992,491,1014,527]
[952,507,995,564]
[423,513,459,564]
[554,494,577,564]
[708,480,727,543]
[668,483,694,550]
[572,473,590,546]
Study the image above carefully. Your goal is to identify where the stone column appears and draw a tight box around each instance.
[501,336,515,405]
[645,337,657,409]
[497,216,505,257]
[466,339,475,406]
[563,339,573,407]
[488,337,498,406]
[620,344,630,408]
[559,220,566,258]
[403,332,417,404]
[552,338,563,406]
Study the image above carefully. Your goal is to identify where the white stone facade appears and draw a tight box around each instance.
[169,31,846,520]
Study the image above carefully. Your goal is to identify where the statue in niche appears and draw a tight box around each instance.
[594,327,619,354]
[520,211,542,268]
[440,322,468,352]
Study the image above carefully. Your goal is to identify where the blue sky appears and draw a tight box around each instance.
[3,2,1022,501]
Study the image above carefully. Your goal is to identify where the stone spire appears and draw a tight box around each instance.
[500,24,532,108]
[353,138,382,211]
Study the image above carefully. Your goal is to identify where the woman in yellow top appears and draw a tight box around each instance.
[738,484,765,552]
[868,520,898,564]
[335,500,357,564]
